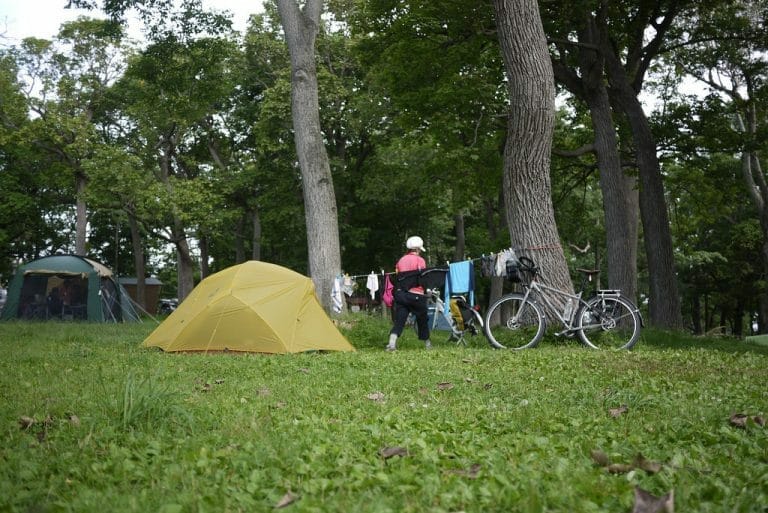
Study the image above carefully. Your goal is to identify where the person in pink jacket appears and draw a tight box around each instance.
[386,236,433,351]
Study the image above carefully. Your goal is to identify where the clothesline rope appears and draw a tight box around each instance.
[342,243,561,280]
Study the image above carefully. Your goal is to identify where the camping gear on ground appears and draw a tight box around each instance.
[0,254,140,323]
[142,260,355,354]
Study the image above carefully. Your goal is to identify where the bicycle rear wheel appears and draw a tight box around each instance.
[483,293,545,349]
[576,295,641,349]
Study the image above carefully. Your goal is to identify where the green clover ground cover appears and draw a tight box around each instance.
[0,318,766,512]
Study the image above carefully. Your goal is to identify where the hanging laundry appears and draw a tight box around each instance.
[495,249,516,277]
[480,254,495,278]
[366,272,379,300]
[342,273,354,296]
[382,274,394,307]
[331,274,344,313]
[444,260,475,310]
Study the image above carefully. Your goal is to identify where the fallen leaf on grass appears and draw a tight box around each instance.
[214,379,225,385]
[19,416,35,430]
[729,413,766,429]
[607,463,635,474]
[379,446,409,459]
[591,450,663,475]
[366,392,386,402]
[633,453,663,474]
[632,487,674,513]
[68,414,81,427]
[445,463,481,479]
[590,449,610,467]
[275,491,299,509]
[298,368,310,374]
[437,382,454,391]
[609,404,629,417]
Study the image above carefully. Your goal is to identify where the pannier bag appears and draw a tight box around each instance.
[505,258,522,282]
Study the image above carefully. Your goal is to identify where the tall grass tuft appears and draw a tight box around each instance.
[118,372,192,433]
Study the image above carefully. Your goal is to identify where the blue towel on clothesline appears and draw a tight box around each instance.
[444,260,475,310]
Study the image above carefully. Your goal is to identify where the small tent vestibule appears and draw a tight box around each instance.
[0,254,140,322]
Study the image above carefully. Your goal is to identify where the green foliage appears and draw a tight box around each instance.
[1,320,766,512]
[117,372,193,432]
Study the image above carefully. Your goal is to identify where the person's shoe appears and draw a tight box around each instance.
[424,341,432,350]
[386,344,396,352]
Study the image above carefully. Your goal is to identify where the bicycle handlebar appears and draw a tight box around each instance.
[517,256,538,275]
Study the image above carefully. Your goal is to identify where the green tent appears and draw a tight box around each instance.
[0,254,140,322]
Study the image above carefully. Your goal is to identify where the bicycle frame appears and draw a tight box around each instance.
[518,278,623,336]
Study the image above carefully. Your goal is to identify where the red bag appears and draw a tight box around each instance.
[382,274,394,307]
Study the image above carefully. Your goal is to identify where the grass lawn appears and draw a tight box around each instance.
[1,315,766,512]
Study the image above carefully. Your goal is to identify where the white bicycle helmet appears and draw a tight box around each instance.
[406,236,425,252]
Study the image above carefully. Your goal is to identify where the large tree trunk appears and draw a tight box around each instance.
[492,0,572,297]
[277,0,342,311]
[735,110,768,334]
[585,83,639,303]
[600,35,682,329]
[552,16,640,303]
[579,18,639,303]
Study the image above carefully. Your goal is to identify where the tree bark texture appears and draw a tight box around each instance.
[735,109,768,333]
[277,0,343,311]
[492,0,572,296]
[600,34,682,329]
[578,17,639,303]
[75,172,87,256]
[551,15,640,303]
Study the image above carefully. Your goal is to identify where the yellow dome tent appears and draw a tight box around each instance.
[142,261,355,354]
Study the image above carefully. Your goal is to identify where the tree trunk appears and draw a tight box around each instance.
[454,212,465,261]
[128,211,146,311]
[691,291,701,335]
[277,0,342,311]
[600,37,682,329]
[158,139,195,301]
[199,233,210,279]
[577,17,639,303]
[492,0,572,296]
[75,172,87,255]
[251,208,262,261]
[735,111,768,334]
[235,215,246,263]
[175,234,195,301]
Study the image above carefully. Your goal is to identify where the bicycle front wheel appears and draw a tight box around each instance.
[576,295,641,350]
[484,293,545,349]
